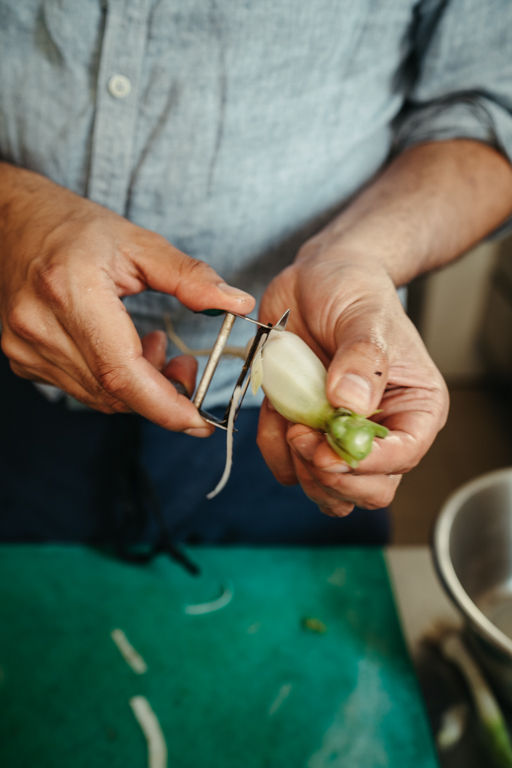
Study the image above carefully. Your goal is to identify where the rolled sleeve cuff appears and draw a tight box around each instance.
[393,94,512,238]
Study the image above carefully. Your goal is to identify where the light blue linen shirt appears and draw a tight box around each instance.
[1,0,512,407]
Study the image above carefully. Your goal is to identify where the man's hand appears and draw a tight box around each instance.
[0,164,255,432]
[257,140,512,515]
[257,256,449,516]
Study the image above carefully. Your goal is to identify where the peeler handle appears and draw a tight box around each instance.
[195,309,225,317]
[192,312,237,410]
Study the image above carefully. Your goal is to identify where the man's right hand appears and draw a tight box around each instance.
[0,164,255,433]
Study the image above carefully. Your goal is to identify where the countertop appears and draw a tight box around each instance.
[385,546,462,652]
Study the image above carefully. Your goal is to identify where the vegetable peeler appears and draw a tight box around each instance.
[192,309,290,430]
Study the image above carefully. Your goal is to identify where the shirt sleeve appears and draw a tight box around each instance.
[393,0,512,235]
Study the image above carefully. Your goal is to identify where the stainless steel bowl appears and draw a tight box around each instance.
[433,467,512,701]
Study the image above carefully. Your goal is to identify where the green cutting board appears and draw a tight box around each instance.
[0,546,438,767]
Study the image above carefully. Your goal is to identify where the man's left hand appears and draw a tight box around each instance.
[257,251,449,517]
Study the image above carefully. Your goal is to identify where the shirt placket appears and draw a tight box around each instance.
[87,0,150,216]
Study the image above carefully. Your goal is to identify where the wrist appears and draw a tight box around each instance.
[295,238,398,289]
[0,164,56,244]
[0,162,48,205]
[296,141,512,288]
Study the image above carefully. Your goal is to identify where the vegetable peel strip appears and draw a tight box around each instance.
[268,683,293,716]
[250,348,264,395]
[184,582,234,615]
[129,696,168,768]
[207,385,242,499]
[111,629,148,674]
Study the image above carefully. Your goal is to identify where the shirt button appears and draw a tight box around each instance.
[107,74,132,99]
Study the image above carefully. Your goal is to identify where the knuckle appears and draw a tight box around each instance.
[275,467,298,486]
[1,331,32,366]
[1,330,19,360]
[382,488,397,507]
[9,360,33,380]
[181,257,216,284]
[79,389,124,415]
[434,382,450,425]
[187,257,210,276]
[319,504,337,517]
[95,364,135,402]
[323,501,355,518]
[363,478,401,510]
[335,310,388,357]
[92,402,117,415]
[350,339,387,368]
[73,366,104,398]
[35,262,68,307]
[111,402,131,414]
[66,384,123,415]
[5,303,40,342]
[369,491,394,509]
[402,456,420,473]
[72,394,114,414]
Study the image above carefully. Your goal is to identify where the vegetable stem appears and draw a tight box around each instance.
[441,633,512,768]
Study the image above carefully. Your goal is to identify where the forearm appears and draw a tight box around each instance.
[0,163,35,243]
[0,161,49,214]
[298,140,512,285]
[0,163,87,252]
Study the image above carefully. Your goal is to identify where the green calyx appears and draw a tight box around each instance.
[325,409,388,468]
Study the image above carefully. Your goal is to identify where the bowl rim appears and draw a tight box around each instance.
[433,466,512,657]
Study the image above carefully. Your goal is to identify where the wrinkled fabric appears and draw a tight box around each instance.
[1,0,511,406]
[0,350,390,545]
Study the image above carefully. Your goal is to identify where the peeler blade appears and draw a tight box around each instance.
[192,308,291,430]
[273,309,290,332]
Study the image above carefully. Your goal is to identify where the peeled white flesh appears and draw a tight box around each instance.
[252,330,332,430]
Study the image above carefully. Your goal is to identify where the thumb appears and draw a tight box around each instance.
[326,314,389,415]
[133,239,256,315]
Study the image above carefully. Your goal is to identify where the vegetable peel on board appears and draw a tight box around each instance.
[207,328,388,498]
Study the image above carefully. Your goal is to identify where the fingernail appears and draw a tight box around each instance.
[320,463,351,474]
[185,427,212,438]
[335,373,372,413]
[217,282,253,302]
[169,379,189,398]
[289,433,319,462]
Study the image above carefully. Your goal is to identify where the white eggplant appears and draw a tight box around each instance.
[251,330,388,468]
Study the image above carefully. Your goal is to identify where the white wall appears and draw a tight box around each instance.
[420,241,501,382]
